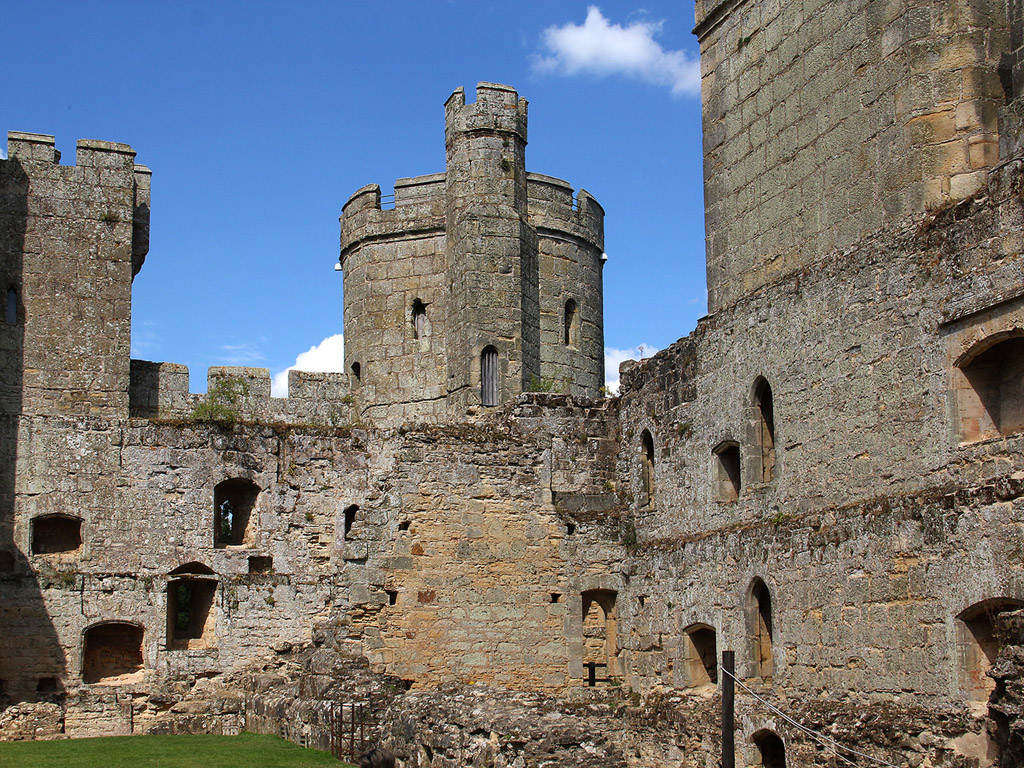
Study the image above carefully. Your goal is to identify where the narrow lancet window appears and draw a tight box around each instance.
[640,429,655,508]
[412,299,427,339]
[750,578,774,680]
[481,346,498,407]
[5,288,16,324]
[564,299,578,347]
[754,378,776,482]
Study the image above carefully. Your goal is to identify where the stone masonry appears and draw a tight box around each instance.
[1,1,1024,767]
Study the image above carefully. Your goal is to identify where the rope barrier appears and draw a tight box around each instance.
[719,666,905,768]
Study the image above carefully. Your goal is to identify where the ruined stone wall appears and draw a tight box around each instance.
[696,0,1013,313]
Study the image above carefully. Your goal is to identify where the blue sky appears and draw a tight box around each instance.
[3,2,706,394]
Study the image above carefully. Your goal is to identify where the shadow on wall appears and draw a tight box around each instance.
[0,154,67,706]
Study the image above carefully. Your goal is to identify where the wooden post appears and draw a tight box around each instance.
[722,650,735,768]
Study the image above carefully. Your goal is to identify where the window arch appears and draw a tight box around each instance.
[749,578,774,680]
[752,729,786,768]
[82,622,144,684]
[713,441,741,502]
[412,299,428,340]
[753,378,776,482]
[214,478,259,548]
[957,598,1024,701]
[955,334,1024,442]
[31,514,82,555]
[682,623,718,687]
[564,299,579,347]
[5,287,17,324]
[350,361,361,383]
[481,346,499,407]
[640,429,655,508]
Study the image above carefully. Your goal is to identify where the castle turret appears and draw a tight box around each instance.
[338,83,604,426]
[0,132,150,419]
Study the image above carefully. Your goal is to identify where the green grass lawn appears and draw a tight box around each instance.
[0,732,354,768]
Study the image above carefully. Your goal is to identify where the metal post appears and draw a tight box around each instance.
[722,650,735,768]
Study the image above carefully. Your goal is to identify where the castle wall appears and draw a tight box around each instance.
[696,0,1013,313]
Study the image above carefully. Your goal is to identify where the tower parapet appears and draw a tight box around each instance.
[338,84,605,426]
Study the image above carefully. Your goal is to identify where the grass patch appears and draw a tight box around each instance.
[0,732,351,768]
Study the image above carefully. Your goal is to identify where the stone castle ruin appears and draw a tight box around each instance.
[2,1,1024,766]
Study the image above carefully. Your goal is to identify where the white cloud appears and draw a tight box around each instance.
[220,342,267,366]
[272,333,344,397]
[534,6,700,96]
[605,344,659,395]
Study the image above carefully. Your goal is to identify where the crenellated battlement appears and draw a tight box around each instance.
[129,360,353,424]
[443,82,528,147]
[526,173,604,252]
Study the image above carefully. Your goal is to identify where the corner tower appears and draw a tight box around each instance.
[339,83,604,426]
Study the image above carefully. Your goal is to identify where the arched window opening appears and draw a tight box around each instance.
[412,299,428,340]
[31,515,82,555]
[82,622,144,684]
[481,346,499,407]
[564,299,579,347]
[754,378,776,482]
[956,335,1024,442]
[343,504,359,540]
[581,589,618,684]
[714,442,741,502]
[351,361,361,383]
[750,578,774,680]
[640,429,655,508]
[167,576,216,650]
[682,623,718,687]
[5,287,17,324]
[214,478,259,548]
[752,730,786,768]
[958,599,1024,701]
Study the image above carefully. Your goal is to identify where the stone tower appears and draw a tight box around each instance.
[0,132,150,419]
[695,0,1021,313]
[339,83,605,426]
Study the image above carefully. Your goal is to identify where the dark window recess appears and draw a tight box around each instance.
[957,336,1024,442]
[82,623,144,684]
[714,443,741,502]
[5,287,16,324]
[386,590,398,606]
[398,520,411,532]
[683,624,718,686]
[754,379,776,482]
[351,361,361,382]
[640,430,655,507]
[481,346,499,407]
[753,730,786,768]
[214,478,259,548]
[344,505,359,539]
[550,593,561,603]
[412,299,428,339]
[564,299,578,346]
[31,515,82,555]
[167,577,216,649]
[751,579,774,680]
[248,556,273,574]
